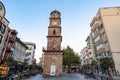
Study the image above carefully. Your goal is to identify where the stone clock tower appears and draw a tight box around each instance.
[43,10,63,77]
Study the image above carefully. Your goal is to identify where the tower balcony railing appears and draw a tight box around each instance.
[42,47,64,52]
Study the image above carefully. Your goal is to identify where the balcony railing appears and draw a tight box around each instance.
[90,16,98,27]
[91,21,101,32]
[42,47,64,52]
[25,57,30,60]
[6,36,15,42]
[6,47,14,52]
[96,47,106,54]
[11,29,18,34]
[94,31,101,39]
[95,38,103,46]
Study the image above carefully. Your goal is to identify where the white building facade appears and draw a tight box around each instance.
[24,42,36,65]
[14,37,28,64]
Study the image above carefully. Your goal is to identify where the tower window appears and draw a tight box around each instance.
[53,30,56,35]
[53,43,56,49]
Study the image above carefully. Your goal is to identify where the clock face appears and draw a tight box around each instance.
[53,12,58,17]
[52,21,57,25]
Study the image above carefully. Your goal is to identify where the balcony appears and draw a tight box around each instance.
[95,38,103,46]
[100,28,105,34]
[102,37,107,42]
[105,46,110,51]
[90,17,98,27]
[25,57,30,60]
[6,36,15,43]
[91,22,101,32]
[11,29,18,34]
[6,47,14,52]
[94,31,101,38]
[96,47,106,54]
[25,57,30,62]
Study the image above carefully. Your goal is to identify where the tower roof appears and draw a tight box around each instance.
[50,10,61,15]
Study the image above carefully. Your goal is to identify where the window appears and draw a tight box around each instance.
[51,61,56,65]
[91,21,97,29]
[105,41,109,47]
[53,29,56,35]
[102,32,107,41]
[0,35,3,44]
[92,28,98,37]
[53,43,56,49]
[26,52,31,56]
[94,35,101,42]
[28,47,32,50]
[96,43,103,51]
[99,53,104,58]
[28,52,31,55]
[106,51,111,57]
[8,42,13,48]
[0,24,6,33]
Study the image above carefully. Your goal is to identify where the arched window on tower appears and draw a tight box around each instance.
[53,42,56,50]
[53,29,56,36]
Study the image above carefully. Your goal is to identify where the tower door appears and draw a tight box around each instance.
[50,61,56,76]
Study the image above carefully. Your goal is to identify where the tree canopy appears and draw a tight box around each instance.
[63,45,80,67]
[100,57,115,73]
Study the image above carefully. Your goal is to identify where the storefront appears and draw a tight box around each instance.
[0,64,9,78]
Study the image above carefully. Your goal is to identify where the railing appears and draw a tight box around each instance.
[11,29,18,34]
[6,47,14,52]
[42,47,64,52]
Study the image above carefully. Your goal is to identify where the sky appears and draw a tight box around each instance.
[1,0,120,62]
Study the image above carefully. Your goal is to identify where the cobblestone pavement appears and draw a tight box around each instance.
[25,73,95,80]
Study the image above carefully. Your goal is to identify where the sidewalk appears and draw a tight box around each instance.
[94,73,120,80]
[112,76,120,80]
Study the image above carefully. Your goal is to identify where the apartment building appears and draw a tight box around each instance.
[0,2,9,63]
[90,7,120,73]
[14,37,28,65]
[86,33,96,61]
[80,47,88,65]
[0,2,17,64]
[80,33,96,65]
[24,42,36,65]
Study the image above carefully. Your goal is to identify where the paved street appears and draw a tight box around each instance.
[25,73,95,80]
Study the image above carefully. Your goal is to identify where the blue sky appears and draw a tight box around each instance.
[1,0,120,62]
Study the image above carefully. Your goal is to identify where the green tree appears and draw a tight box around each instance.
[23,61,28,70]
[100,57,115,74]
[7,57,14,66]
[63,45,80,68]
[82,64,90,69]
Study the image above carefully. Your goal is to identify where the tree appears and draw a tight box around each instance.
[23,61,28,70]
[63,45,80,68]
[7,57,14,66]
[100,57,115,74]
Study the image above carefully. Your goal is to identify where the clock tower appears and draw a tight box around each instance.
[43,10,63,77]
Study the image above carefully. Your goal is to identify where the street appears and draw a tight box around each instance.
[25,73,95,80]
